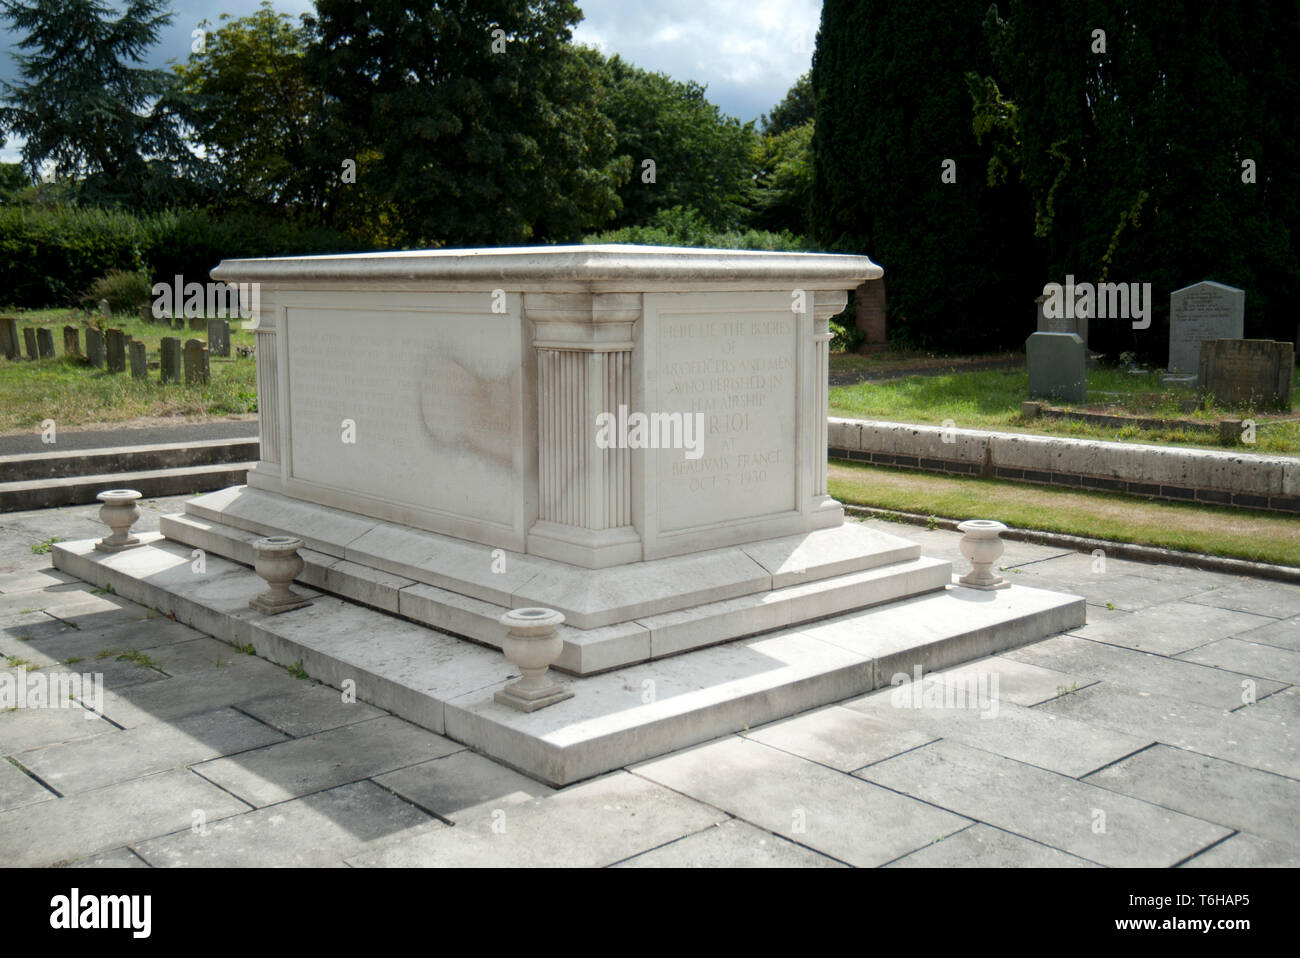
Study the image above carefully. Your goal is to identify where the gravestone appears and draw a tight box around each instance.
[1198,339,1294,411]
[183,338,209,384]
[35,327,55,359]
[188,315,207,332]
[22,327,38,360]
[63,326,80,358]
[105,328,126,373]
[85,327,105,368]
[128,340,148,380]
[1026,331,1087,402]
[0,316,18,359]
[1168,280,1243,376]
[208,318,230,357]
[160,337,182,383]
[1036,291,1089,346]
[140,306,155,324]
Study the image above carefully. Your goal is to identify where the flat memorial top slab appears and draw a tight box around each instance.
[210,244,883,291]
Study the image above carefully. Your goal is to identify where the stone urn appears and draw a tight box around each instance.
[94,489,143,552]
[956,519,1010,590]
[249,536,312,614]
[494,608,573,712]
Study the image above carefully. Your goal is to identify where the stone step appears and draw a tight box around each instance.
[0,437,259,482]
[53,535,1085,786]
[0,462,254,513]
[159,509,954,674]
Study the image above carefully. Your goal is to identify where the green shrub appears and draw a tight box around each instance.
[85,269,152,312]
[583,205,818,252]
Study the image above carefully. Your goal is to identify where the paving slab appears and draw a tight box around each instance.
[1068,601,1276,655]
[614,818,843,868]
[1037,682,1300,781]
[742,704,936,772]
[193,715,463,807]
[0,697,113,752]
[374,750,554,823]
[1185,578,1300,619]
[1003,634,1286,710]
[844,679,1153,778]
[235,681,385,737]
[932,654,1095,707]
[0,568,80,594]
[886,823,1099,868]
[16,707,286,794]
[62,846,150,868]
[632,737,970,866]
[1001,552,1223,611]
[1181,833,1300,868]
[1177,637,1300,685]
[1085,744,1300,846]
[347,771,728,868]
[0,756,54,811]
[1233,615,1300,653]
[0,768,249,867]
[1252,686,1300,720]
[1,613,200,665]
[132,780,440,867]
[87,657,304,728]
[858,739,1231,867]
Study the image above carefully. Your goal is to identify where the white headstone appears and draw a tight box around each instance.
[1168,280,1244,376]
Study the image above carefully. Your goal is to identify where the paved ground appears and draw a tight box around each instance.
[2,496,1298,867]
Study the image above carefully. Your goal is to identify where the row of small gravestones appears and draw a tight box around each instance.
[0,314,232,385]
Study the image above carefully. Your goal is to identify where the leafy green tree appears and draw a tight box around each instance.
[751,119,814,236]
[0,162,29,203]
[175,1,330,217]
[982,0,1300,356]
[596,52,759,230]
[304,0,626,247]
[762,72,814,135]
[812,0,1039,350]
[0,0,197,208]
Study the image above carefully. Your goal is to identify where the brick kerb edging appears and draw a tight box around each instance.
[829,417,1300,514]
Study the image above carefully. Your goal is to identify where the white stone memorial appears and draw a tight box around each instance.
[53,245,1085,784]
[1168,280,1244,377]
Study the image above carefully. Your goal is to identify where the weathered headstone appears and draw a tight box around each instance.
[105,328,126,373]
[1168,280,1244,376]
[63,325,81,358]
[1026,331,1087,402]
[128,339,148,380]
[22,327,38,360]
[1198,339,1294,411]
[140,305,154,324]
[207,317,230,357]
[35,327,55,359]
[188,314,207,332]
[0,316,19,359]
[85,327,105,368]
[1036,291,1089,346]
[184,338,209,384]
[160,337,182,383]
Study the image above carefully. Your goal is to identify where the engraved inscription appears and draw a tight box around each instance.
[657,310,797,532]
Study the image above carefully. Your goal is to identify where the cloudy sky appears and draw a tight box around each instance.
[0,0,822,162]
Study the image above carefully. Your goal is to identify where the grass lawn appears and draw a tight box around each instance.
[830,459,1300,567]
[0,307,257,434]
[829,362,1300,456]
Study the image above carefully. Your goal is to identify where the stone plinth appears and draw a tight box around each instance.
[211,245,882,570]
